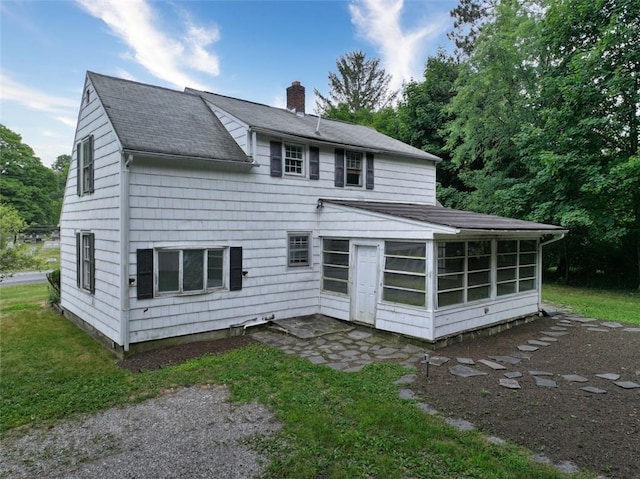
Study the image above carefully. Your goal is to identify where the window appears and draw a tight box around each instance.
[284,144,304,175]
[322,239,349,294]
[383,242,426,307]
[497,240,537,296]
[76,135,94,196]
[157,248,225,294]
[288,233,310,267]
[345,151,363,186]
[437,239,539,308]
[76,232,95,293]
[334,149,374,189]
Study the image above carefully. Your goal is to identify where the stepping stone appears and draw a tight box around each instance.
[376,347,399,356]
[537,336,558,342]
[600,321,623,328]
[429,356,450,366]
[499,378,521,389]
[614,381,640,389]
[449,364,488,378]
[486,435,506,445]
[550,326,569,331]
[528,339,551,346]
[529,370,554,376]
[416,402,439,415]
[541,331,568,337]
[581,386,607,394]
[445,417,476,431]
[347,330,372,340]
[562,374,588,383]
[624,327,640,333]
[596,373,620,380]
[569,317,597,323]
[533,376,557,388]
[555,461,580,474]
[512,351,533,359]
[398,388,417,400]
[308,356,327,365]
[489,355,521,365]
[343,364,366,373]
[517,345,538,352]
[456,357,475,365]
[478,359,507,370]
[587,327,610,332]
[504,371,523,379]
[394,374,417,385]
[327,362,347,370]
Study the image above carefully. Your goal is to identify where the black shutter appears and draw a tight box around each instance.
[334,149,345,187]
[88,135,95,193]
[366,153,374,190]
[309,146,320,180]
[76,142,82,196]
[137,249,154,299]
[230,247,243,291]
[270,141,282,177]
[76,232,81,288]
[89,233,95,294]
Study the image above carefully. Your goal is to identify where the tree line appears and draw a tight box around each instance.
[315,0,639,289]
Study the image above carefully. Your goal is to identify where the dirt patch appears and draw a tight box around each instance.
[411,316,640,479]
[118,335,257,372]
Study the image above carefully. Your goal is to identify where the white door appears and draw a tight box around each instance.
[353,245,378,324]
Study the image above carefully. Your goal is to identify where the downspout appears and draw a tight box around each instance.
[120,152,133,352]
[538,233,566,312]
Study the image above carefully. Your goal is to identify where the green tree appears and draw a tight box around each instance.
[0,203,42,273]
[51,154,71,224]
[315,51,397,116]
[0,124,58,226]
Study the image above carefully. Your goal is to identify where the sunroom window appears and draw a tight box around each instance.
[383,242,426,307]
[322,239,349,294]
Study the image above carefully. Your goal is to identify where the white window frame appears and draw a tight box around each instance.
[284,143,305,176]
[287,233,311,267]
[80,136,94,195]
[382,241,427,307]
[155,247,227,296]
[78,232,94,292]
[322,238,350,295]
[345,150,363,186]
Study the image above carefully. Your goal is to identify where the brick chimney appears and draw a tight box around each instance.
[286,81,305,113]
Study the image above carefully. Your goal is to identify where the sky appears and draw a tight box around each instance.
[1,0,457,167]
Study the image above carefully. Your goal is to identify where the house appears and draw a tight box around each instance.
[60,72,567,355]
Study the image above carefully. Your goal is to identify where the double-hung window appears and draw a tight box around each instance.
[334,149,374,189]
[284,144,304,176]
[288,233,310,267]
[345,151,363,186]
[157,248,225,294]
[77,135,94,196]
[76,232,95,293]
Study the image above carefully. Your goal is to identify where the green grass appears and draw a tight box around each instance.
[542,283,640,325]
[0,284,593,478]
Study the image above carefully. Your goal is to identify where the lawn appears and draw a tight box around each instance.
[542,283,640,325]
[0,283,601,478]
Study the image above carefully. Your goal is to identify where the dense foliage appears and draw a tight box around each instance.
[324,0,638,288]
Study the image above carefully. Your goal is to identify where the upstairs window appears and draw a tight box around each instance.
[284,144,304,176]
[76,135,94,196]
[334,149,374,189]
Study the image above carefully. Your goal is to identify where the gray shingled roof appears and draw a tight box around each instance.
[187,88,440,162]
[88,72,250,163]
[322,200,566,232]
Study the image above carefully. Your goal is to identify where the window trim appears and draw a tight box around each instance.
[77,135,94,196]
[287,232,311,267]
[382,241,427,308]
[322,238,350,295]
[76,231,95,294]
[283,143,305,177]
[154,247,227,296]
[334,149,374,189]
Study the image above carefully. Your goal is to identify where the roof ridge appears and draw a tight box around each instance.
[88,71,189,97]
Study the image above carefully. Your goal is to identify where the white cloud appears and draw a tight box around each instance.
[349,0,450,92]
[0,73,77,114]
[75,0,220,90]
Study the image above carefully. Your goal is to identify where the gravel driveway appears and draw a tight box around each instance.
[0,385,281,479]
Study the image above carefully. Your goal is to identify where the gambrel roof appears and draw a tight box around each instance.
[322,199,568,234]
[87,72,251,164]
[189,89,440,162]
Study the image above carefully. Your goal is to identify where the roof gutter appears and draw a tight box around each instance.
[248,126,441,162]
[122,148,258,168]
[540,232,567,246]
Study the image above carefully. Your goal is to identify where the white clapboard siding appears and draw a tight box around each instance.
[59,76,123,344]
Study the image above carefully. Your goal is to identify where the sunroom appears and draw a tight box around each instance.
[317,200,567,342]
